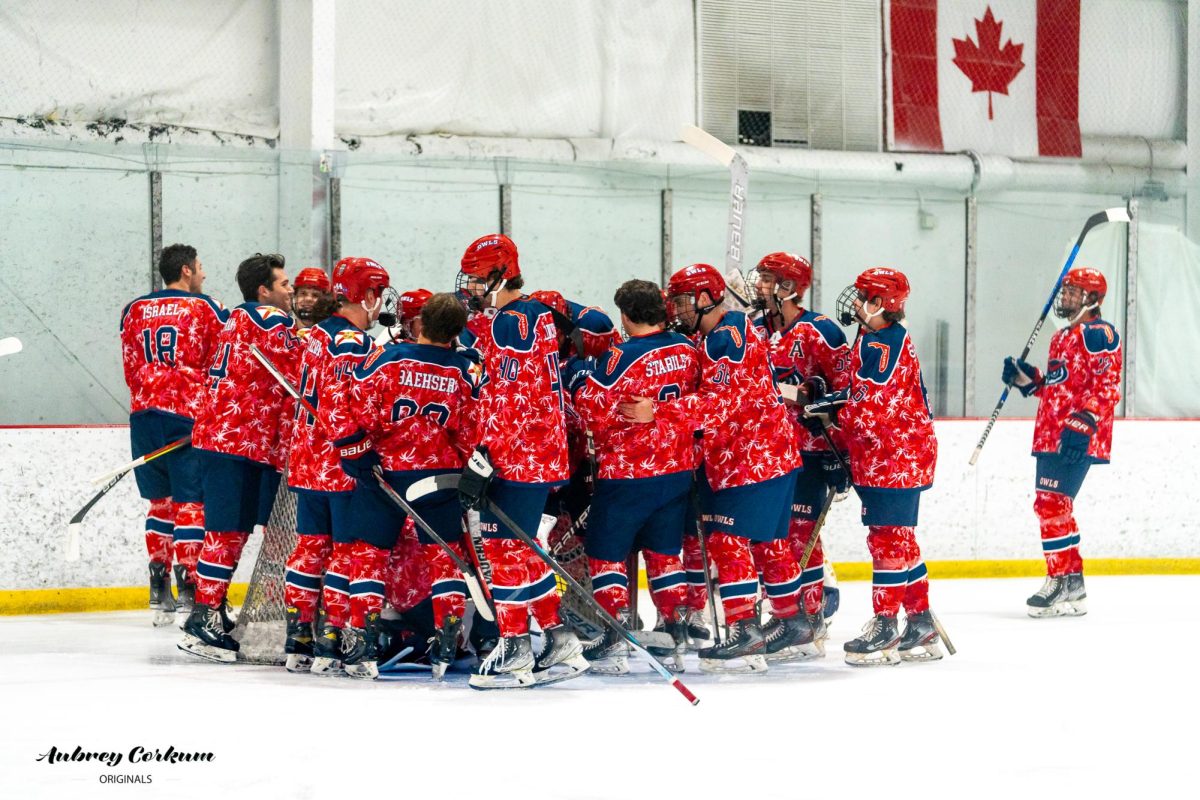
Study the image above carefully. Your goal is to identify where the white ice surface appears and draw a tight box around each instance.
[3,576,1197,799]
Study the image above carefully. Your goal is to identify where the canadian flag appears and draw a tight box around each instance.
[888,0,1080,158]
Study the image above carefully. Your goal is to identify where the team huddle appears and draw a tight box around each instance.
[118,235,1122,687]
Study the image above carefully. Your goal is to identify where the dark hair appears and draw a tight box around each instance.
[236,253,286,302]
[506,273,524,291]
[882,310,906,323]
[421,293,468,344]
[614,279,666,326]
[159,244,198,285]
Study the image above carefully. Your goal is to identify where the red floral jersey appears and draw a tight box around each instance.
[657,310,799,491]
[768,310,852,453]
[473,297,569,485]
[1031,318,1122,462]
[119,289,227,420]
[287,314,378,493]
[192,303,301,468]
[842,322,937,490]
[337,341,480,472]
[564,298,622,359]
[575,330,701,479]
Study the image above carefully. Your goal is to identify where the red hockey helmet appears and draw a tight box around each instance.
[1062,267,1107,299]
[855,268,910,312]
[461,234,520,280]
[293,266,331,293]
[400,288,433,322]
[332,257,390,304]
[755,252,812,293]
[666,263,725,334]
[529,289,570,320]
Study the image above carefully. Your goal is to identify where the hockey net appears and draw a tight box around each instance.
[232,474,298,665]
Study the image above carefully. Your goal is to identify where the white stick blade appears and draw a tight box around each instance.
[1104,207,1131,223]
[405,475,442,502]
[680,125,736,167]
[66,523,81,562]
[0,337,22,357]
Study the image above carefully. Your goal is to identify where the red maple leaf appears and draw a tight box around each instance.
[952,6,1025,120]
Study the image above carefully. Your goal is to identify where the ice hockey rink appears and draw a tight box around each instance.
[4,576,1195,799]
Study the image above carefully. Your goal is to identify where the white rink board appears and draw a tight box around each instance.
[1,420,1194,591]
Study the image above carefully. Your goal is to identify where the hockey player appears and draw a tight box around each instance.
[529,289,622,362]
[120,244,226,626]
[292,267,332,330]
[806,267,941,665]
[329,293,479,679]
[621,264,806,673]
[178,254,299,662]
[282,257,388,675]
[752,252,851,659]
[1002,267,1121,617]
[454,233,588,689]
[573,280,700,673]
[396,288,433,342]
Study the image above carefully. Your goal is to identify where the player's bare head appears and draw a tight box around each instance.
[160,244,201,291]
[614,280,667,328]
[419,293,468,345]
[237,253,290,306]
[837,268,909,330]
[458,234,520,309]
[1056,267,1106,322]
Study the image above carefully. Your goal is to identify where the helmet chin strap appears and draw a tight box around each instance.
[858,302,884,326]
[488,277,507,309]
[1067,301,1099,326]
[361,293,383,327]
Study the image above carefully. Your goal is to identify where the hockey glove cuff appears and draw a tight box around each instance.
[459,445,494,511]
[335,431,381,482]
[820,452,850,495]
[1059,411,1097,466]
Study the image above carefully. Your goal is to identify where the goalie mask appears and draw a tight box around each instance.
[836,267,910,327]
[1055,267,1106,323]
[666,263,725,335]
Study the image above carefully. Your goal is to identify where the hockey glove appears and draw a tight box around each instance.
[820,452,850,495]
[458,445,494,511]
[1002,356,1044,397]
[802,388,848,436]
[335,431,381,483]
[1059,411,1097,465]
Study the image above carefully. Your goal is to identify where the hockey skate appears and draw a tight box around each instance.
[429,615,463,680]
[583,610,632,676]
[898,610,943,663]
[310,614,345,676]
[342,613,381,680]
[149,562,177,627]
[172,564,194,613]
[672,607,713,651]
[645,606,689,672]
[698,618,768,674]
[284,607,314,673]
[843,614,901,667]
[469,634,536,690]
[532,625,590,685]
[1027,574,1087,618]
[177,604,239,664]
[217,597,237,633]
[763,612,823,663]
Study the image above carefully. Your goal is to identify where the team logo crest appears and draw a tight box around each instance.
[335,330,364,347]
[255,305,289,322]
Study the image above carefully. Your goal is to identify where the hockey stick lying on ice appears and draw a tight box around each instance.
[370,467,495,623]
[817,426,957,656]
[681,125,753,309]
[90,435,191,486]
[409,473,701,706]
[68,435,192,562]
[969,207,1130,466]
[247,344,496,622]
[0,336,23,357]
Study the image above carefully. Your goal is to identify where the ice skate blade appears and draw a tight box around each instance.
[532,655,591,686]
[765,641,825,663]
[844,648,900,667]
[1027,600,1087,618]
[900,642,943,662]
[285,653,312,673]
[344,661,379,680]
[468,669,537,690]
[177,636,237,664]
[584,656,630,676]
[638,631,676,651]
[431,662,449,681]
[310,657,346,676]
[152,610,176,627]
[699,654,768,674]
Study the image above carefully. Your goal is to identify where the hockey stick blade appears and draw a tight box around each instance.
[681,125,736,167]
[67,472,127,561]
[66,523,81,562]
[406,473,461,501]
[0,337,22,357]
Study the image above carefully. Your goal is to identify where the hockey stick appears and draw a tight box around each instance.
[66,472,127,561]
[409,474,700,706]
[247,344,496,621]
[369,467,495,622]
[817,426,957,656]
[90,435,191,486]
[680,125,752,309]
[0,336,23,357]
[691,484,725,645]
[969,207,1131,466]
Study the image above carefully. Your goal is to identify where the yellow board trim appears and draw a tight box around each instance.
[6,558,1200,615]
